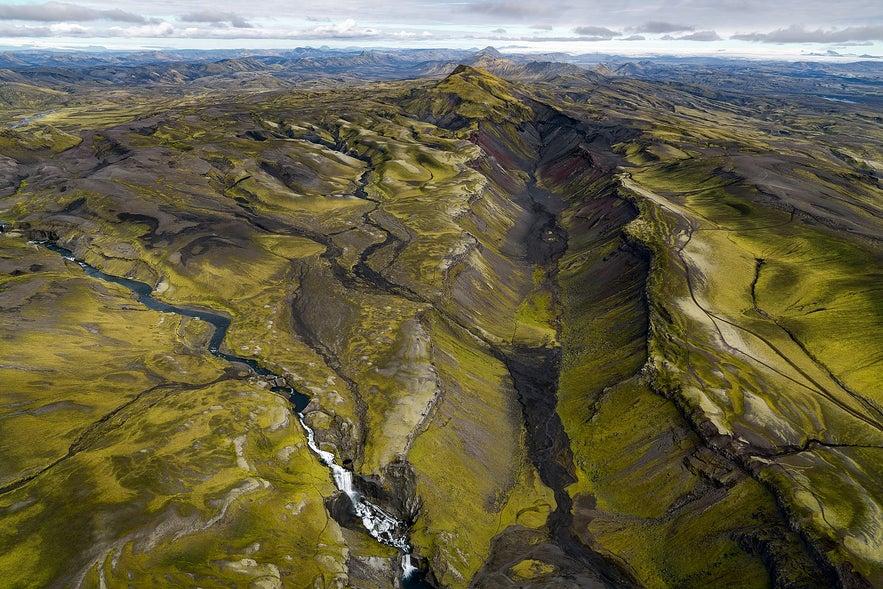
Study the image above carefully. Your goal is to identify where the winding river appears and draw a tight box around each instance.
[11,110,56,129]
[40,242,429,587]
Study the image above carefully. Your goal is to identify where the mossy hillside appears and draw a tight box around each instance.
[429,122,557,346]
[289,261,412,457]
[626,192,801,440]
[753,446,883,585]
[351,314,439,471]
[548,164,795,586]
[684,227,881,444]
[442,234,535,345]
[511,268,557,346]
[405,65,534,127]
[293,260,433,470]
[572,381,809,589]
[0,379,347,589]
[407,314,555,587]
[0,237,226,486]
[580,73,883,580]
[473,116,540,172]
[0,237,348,587]
[0,81,69,110]
[555,179,647,412]
[328,113,489,297]
[620,102,874,422]
[745,226,883,397]
[620,137,883,582]
[0,125,81,161]
[625,148,882,437]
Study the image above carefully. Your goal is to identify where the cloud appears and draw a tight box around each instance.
[663,30,721,41]
[0,2,146,23]
[633,21,695,34]
[111,21,176,37]
[732,25,883,43]
[573,26,619,38]
[49,22,90,35]
[0,24,53,37]
[466,1,551,18]
[621,34,646,41]
[492,28,507,33]
[179,11,252,29]
[525,35,610,42]
[303,19,380,39]
[390,30,433,39]
[530,24,553,31]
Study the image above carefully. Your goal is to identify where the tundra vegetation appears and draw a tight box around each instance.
[0,49,880,588]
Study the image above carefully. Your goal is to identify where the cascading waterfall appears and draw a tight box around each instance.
[38,241,424,583]
[333,464,357,500]
[402,553,419,578]
[299,413,416,561]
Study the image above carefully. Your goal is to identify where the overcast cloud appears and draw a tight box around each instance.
[0,2,146,23]
[669,31,722,42]
[633,22,696,34]
[179,10,253,28]
[0,0,880,57]
[572,26,619,39]
[732,25,883,43]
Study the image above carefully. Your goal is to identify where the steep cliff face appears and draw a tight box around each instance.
[1,63,880,588]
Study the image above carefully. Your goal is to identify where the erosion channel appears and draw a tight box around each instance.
[38,242,431,588]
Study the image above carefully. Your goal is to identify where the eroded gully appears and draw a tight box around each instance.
[500,175,635,588]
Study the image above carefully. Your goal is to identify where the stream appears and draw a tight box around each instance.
[38,242,429,587]
[10,110,56,129]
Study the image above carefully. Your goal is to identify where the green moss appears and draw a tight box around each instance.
[407,315,555,586]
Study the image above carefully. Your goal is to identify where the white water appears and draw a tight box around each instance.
[332,465,357,501]
[402,553,419,579]
[297,413,413,554]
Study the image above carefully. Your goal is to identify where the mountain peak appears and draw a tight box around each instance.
[404,63,532,129]
[474,46,503,58]
[450,63,493,77]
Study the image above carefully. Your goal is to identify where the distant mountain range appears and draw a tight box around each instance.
[1,46,881,105]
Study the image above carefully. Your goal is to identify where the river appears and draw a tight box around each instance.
[39,241,430,587]
[10,110,56,129]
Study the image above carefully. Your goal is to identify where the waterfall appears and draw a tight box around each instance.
[297,412,411,553]
[402,553,418,578]
[331,464,358,501]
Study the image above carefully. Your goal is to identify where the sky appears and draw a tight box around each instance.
[0,0,882,59]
